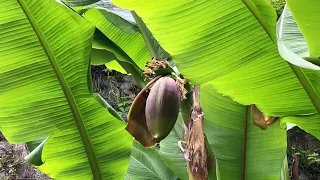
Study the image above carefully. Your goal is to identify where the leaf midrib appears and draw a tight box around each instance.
[243,0,320,114]
[277,5,320,113]
[242,0,276,42]
[17,1,102,179]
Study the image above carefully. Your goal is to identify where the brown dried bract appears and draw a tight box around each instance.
[144,57,170,79]
[175,77,187,100]
[126,76,161,148]
[185,86,208,180]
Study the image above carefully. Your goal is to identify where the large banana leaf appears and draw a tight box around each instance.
[84,8,150,69]
[277,5,308,57]
[91,48,117,65]
[125,141,178,180]
[285,0,320,58]
[62,0,99,6]
[275,4,320,141]
[201,85,287,179]
[0,0,131,179]
[110,0,316,116]
[91,29,146,87]
[276,4,320,101]
[130,11,171,60]
[276,5,320,70]
[280,114,320,140]
[95,7,138,35]
[275,3,320,115]
[276,4,320,140]
[78,4,171,79]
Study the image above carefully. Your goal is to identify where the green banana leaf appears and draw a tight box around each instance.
[90,29,125,68]
[285,0,320,58]
[68,2,139,34]
[158,116,188,180]
[277,5,308,57]
[131,12,171,60]
[245,0,278,40]
[91,29,146,87]
[91,48,117,65]
[90,46,127,74]
[26,138,47,166]
[124,141,178,180]
[110,0,317,116]
[280,156,290,180]
[98,7,138,35]
[280,114,320,140]
[0,0,132,179]
[276,4,320,141]
[90,30,132,74]
[74,0,170,60]
[84,8,150,70]
[83,5,170,76]
[275,3,320,115]
[106,60,127,74]
[26,138,47,152]
[62,0,99,6]
[277,4,320,70]
[201,84,287,179]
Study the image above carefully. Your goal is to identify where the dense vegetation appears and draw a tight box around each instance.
[1,0,320,179]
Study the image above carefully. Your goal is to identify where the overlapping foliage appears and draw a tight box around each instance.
[0,0,320,179]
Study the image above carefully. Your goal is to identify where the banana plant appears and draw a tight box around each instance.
[1,0,320,180]
[277,4,320,140]
[201,85,287,179]
[0,1,132,179]
[91,1,318,179]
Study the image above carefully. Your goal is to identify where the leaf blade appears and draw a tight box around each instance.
[201,85,287,179]
[277,5,320,70]
[110,0,316,116]
[159,117,188,180]
[285,0,320,58]
[280,114,320,140]
[0,1,132,179]
[125,141,178,180]
[84,8,150,69]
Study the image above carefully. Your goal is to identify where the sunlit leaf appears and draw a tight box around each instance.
[106,60,127,74]
[62,0,99,6]
[277,5,320,70]
[111,0,317,116]
[125,141,178,180]
[201,85,287,179]
[280,113,320,140]
[286,0,320,58]
[0,1,131,179]
[84,8,150,69]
